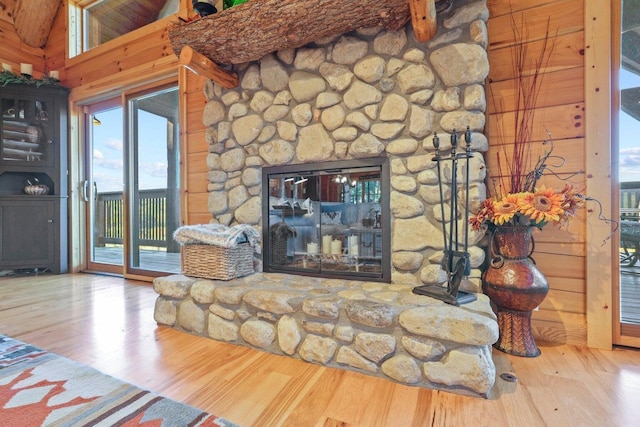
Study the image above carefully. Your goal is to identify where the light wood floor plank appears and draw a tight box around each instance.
[1,273,639,426]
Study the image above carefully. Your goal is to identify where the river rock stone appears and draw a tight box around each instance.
[299,335,338,364]
[302,296,341,319]
[380,94,409,121]
[154,274,194,298]
[382,355,422,384]
[397,64,435,94]
[203,100,226,126]
[373,29,407,56]
[390,191,423,218]
[234,196,261,225]
[289,71,326,102]
[354,56,386,83]
[332,36,369,64]
[154,297,178,326]
[208,314,239,341]
[190,280,216,304]
[344,81,382,109]
[430,44,489,86]
[355,332,396,363]
[336,346,378,373]
[278,315,301,355]
[402,336,446,360]
[423,345,495,395]
[179,300,205,334]
[349,134,385,158]
[241,319,276,348]
[345,300,396,328]
[294,47,326,70]
[297,124,334,162]
[321,104,346,131]
[260,54,289,91]
[399,306,499,346]
[319,62,354,91]
[259,140,295,165]
[250,90,274,113]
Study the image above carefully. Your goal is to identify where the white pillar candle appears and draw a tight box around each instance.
[349,235,358,248]
[20,63,32,75]
[331,239,342,255]
[322,235,332,255]
[350,245,359,256]
[1,63,11,72]
[49,70,59,80]
[307,242,318,254]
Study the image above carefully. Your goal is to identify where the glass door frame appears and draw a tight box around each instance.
[614,0,640,347]
[83,96,123,276]
[123,82,180,279]
[81,77,180,279]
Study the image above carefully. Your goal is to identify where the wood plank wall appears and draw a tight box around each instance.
[487,0,587,345]
[1,0,594,345]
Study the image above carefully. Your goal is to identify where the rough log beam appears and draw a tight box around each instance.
[179,45,239,88]
[14,0,60,48]
[168,0,413,65]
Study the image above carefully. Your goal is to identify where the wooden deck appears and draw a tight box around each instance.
[621,264,640,324]
[93,246,181,273]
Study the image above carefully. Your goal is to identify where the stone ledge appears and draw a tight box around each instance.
[153,272,499,397]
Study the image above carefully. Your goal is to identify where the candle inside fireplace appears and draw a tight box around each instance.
[307,242,318,254]
[331,239,342,255]
[322,235,332,255]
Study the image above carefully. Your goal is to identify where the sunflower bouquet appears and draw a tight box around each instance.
[469,184,585,231]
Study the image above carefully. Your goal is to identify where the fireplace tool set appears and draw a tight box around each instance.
[413,127,477,305]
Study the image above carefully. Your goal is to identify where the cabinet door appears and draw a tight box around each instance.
[0,201,55,268]
[1,93,54,166]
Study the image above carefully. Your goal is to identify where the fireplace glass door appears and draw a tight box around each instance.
[263,160,389,281]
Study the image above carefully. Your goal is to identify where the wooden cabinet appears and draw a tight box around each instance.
[0,83,68,274]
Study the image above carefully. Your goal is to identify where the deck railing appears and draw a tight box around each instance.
[621,181,640,221]
[96,189,172,248]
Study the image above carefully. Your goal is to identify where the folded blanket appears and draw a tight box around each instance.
[174,224,261,252]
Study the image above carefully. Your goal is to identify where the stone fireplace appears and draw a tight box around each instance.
[202,0,489,290]
[154,0,499,398]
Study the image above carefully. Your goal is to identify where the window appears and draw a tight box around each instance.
[68,0,179,57]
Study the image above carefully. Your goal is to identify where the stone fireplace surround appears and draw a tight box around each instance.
[154,0,499,397]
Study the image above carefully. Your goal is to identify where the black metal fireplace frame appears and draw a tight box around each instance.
[261,158,391,282]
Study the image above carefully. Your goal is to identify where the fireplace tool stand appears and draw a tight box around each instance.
[413,127,477,306]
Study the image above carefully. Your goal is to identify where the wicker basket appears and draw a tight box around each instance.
[182,243,253,280]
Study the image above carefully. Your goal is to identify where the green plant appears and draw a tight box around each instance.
[0,70,60,88]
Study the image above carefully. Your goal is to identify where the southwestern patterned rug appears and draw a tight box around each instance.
[0,335,239,426]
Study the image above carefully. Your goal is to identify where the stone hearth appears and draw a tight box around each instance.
[154,273,499,397]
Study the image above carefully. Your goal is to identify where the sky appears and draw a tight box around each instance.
[619,68,640,183]
[92,107,169,193]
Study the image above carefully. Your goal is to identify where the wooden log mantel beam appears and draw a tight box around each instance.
[169,0,422,66]
[179,46,239,89]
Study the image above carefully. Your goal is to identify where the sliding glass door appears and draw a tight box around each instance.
[84,83,181,277]
[617,0,640,347]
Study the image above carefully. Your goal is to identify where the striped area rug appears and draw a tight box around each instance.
[0,335,239,426]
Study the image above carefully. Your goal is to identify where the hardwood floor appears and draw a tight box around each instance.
[1,273,639,426]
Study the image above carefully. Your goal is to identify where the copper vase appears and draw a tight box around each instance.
[482,226,549,357]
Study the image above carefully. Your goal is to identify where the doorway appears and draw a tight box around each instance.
[83,84,181,277]
[616,0,640,346]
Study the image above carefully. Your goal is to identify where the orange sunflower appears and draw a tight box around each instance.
[492,193,523,226]
[520,186,565,225]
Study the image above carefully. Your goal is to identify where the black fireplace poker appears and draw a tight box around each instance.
[413,127,477,306]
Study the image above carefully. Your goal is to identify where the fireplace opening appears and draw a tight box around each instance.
[262,158,390,282]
